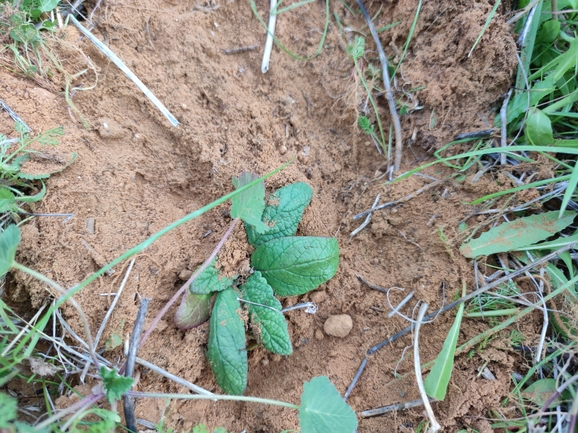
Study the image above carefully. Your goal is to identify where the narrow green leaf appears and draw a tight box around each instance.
[299,376,358,433]
[231,172,269,234]
[245,182,313,247]
[424,299,465,400]
[207,288,247,395]
[559,159,578,218]
[175,293,212,329]
[252,237,339,296]
[460,211,576,258]
[189,260,234,295]
[525,108,554,145]
[242,272,292,355]
[14,181,46,203]
[99,366,134,404]
[0,225,20,278]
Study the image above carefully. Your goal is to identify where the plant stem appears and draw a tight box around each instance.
[12,262,99,369]
[137,218,240,349]
[126,390,300,410]
[35,391,104,429]
[465,308,519,318]
[355,0,403,171]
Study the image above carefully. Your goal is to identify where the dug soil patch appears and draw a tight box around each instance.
[3,0,532,431]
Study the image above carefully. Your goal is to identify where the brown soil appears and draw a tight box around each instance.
[2,0,538,431]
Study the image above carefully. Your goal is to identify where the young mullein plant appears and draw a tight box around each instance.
[175,175,339,395]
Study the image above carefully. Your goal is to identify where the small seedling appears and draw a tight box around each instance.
[0,121,75,221]
[175,175,339,395]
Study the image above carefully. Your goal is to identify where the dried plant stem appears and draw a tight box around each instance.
[261,0,277,73]
[135,357,213,396]
[12,262,100,369]
[413,302,441,433]
[94,258,135,348]
[355,0,403,171]
[67,15,179,127]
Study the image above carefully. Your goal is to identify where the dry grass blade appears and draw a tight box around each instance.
[413,302,441,432]
[67,15,179,127]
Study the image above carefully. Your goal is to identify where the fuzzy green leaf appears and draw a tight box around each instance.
[242,272,292,355]
[460,211,576,258]
[246,182,313,247]
[537,19,561,44]
[175,293,212,329]
[424,300,465,400]
[0,188,17,213]
[0,392,17,428]
[252,237,339,297]
[207,288,247,395]
[526,108,554,145]
[231,172,269,234]
[0,225,20,278]
[99,366,134,404]
[190,260,234,295]
[299,376,358,433]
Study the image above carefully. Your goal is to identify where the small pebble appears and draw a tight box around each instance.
[279,145,287,155]
[314,329,324,340]
[324,314,353,338]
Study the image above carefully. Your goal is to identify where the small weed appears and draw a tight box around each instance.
[176,177,339,395]
[0,121,74,224]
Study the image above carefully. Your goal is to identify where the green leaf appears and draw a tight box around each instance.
[537,19,561,44]
[424,298,465,400]
[525,108,554,145]
[99,366,134,404]
[0,188,18,213]
[252,237,339,297]
[298,376,358,433]
[460,211,576,258]
[242,272,292,355]
[190,260,234,294]
[0,225,20,278]
[0,392,17,428]
[207,288,247,395]
[246,182,313,247]
[231,172,269,234]
[523,378,572,407]
[175,293,212,329]
[38,0,60,12]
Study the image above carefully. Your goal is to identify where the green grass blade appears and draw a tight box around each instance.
[392,0,422,80]
[559,159,578,217]
[423,286,465,401]
[460,211,576,258]
[273,0,315,15]
[468,0,500,58]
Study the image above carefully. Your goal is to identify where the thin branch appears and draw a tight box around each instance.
[355,0,403,171]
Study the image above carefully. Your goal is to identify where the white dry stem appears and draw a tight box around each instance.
[135,357,214,396]
[388,289,415,318]
[351,194,380,237]
[1,305,46,357]
[67,15,179,127]
[413,302,441,433]
[261,0,277,73]
[94,258,135,348]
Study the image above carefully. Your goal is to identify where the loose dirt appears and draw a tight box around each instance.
[3,0,539,431]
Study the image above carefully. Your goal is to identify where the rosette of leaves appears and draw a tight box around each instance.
[175,176,339,395]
